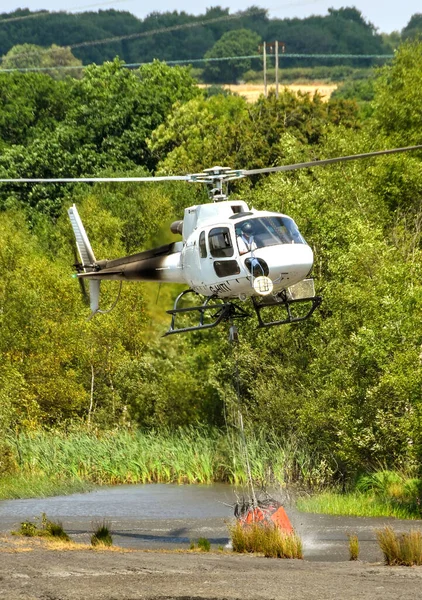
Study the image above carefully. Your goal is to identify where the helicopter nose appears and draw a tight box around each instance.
[258,244,314,285]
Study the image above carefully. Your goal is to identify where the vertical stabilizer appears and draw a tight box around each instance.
[68,204,100,318]
[68,204,96,271]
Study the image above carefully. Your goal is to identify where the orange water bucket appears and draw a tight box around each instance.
[242,504,294,533]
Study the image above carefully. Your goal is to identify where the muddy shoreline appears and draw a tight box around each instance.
[1,535,422,600]
[1,485,422,598]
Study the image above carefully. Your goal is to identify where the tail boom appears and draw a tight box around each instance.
[77,243,185,283]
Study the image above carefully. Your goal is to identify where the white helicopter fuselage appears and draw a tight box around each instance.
[71,200,313,306]
[161,200,314,299]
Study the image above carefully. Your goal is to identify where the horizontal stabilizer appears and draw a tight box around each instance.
[68,204,96,271]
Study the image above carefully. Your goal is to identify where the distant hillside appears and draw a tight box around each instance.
[0,6,393,66]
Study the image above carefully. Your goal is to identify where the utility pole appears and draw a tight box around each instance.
[263,41,267,98]
[263,41,286,99]
[258,42,268,97]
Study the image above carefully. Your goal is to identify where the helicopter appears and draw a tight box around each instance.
[2,144,422,335]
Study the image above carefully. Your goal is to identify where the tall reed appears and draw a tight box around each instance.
[7,428,326,490]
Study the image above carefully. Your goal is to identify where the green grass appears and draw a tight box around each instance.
[297,491,420,519]
[197,537,211,552]
[190,537,211,551]
[229,521,303,559]
[297,470,422,520]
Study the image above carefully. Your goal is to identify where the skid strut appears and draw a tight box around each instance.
[252,292,322,328]
[164,289,250,336]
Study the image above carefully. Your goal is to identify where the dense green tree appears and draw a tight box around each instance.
[0,71,73,144]
[0,6,390,74]
[149,88,359,173]
[371,40,422,145]
[0,59,200,215]
[203,29,261,83]
[402,14,422,41]
[1,43,82,78]
[0,38,421,486]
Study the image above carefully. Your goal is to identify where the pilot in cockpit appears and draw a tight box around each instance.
[236,221,257,255]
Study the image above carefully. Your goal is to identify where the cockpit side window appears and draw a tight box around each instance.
[199,231,207,258]
[208,227,234,258]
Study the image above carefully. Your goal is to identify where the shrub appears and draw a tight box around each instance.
[14,513,70,541]
[0,443,18,476]
[15,520,38,537]
[40,513,70,541]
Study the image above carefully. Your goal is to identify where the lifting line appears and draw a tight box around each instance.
[229,322,257,508]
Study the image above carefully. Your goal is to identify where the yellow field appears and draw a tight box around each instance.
[199,83,337,102]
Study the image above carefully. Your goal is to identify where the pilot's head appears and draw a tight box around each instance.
[240,221,254,237]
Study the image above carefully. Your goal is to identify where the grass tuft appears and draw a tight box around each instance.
[15,520,38,537]
[91,520,113,547]
[347,533,359,560]
[376,526,422,566]
[14,513,70,542]
[229,521,303,559]
[197,537,211,552]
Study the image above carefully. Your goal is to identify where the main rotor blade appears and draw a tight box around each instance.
[0,145,420,184]
[0,175,191,183]
[243,145,422,176]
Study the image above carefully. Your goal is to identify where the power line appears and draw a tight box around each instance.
[0,52,394,73]
[69,8,265,49]
[0,7,264,64]
[0,10,49,23]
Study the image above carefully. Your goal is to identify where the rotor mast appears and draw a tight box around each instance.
[190,166,243,202]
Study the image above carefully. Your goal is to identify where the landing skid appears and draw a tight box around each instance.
[252,291,322,328]
[164,288,322,336]
[164,290,250,336]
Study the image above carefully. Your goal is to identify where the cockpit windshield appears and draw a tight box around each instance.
[235,216,305,255]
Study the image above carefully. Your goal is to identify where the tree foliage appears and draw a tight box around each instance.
[203,29,261,83]
[0,6,395,73]
[0,42,421,485]
[0,43,82,78]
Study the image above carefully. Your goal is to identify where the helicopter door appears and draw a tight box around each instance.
[208,227,240,278]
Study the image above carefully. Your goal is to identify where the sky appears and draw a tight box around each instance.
[2,0,420,33]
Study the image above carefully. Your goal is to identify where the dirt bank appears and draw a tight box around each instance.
[1,535,421,600]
